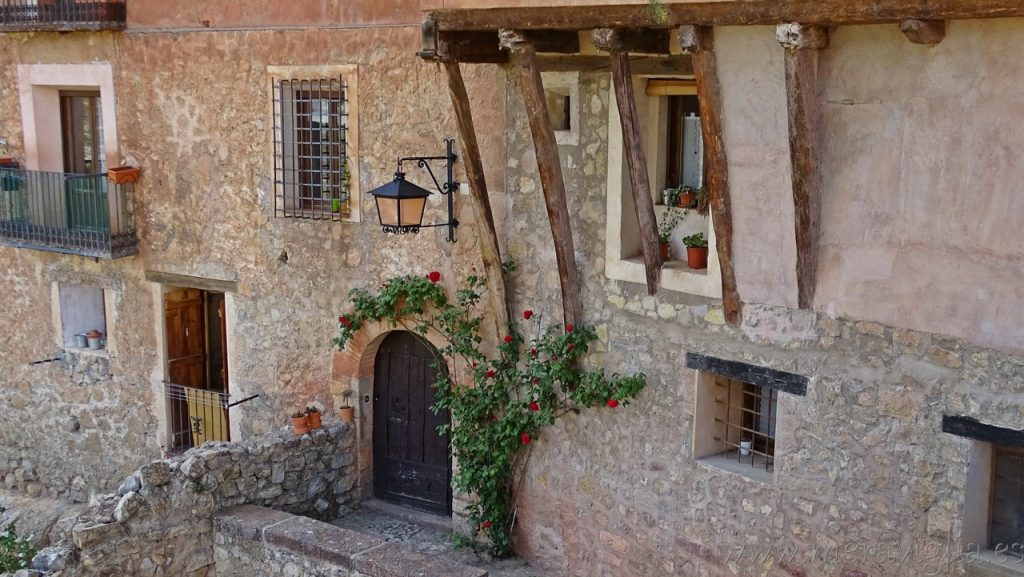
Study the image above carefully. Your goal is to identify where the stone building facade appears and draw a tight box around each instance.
[1,2,1024,577]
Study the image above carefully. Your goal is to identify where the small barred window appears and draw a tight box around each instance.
[272,78,351,221]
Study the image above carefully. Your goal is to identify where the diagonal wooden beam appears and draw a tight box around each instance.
[680,25,741,325]
[499,29,582,327]
[442,59,512,335]
[777,23,828,310]
[593,29,663,294]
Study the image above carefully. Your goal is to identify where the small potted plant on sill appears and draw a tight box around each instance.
[86,329,104,350]
[339,389,354,423]
[682,232,709,269]
[305,405,322,430]
[679,185,702,209]
[657,207,684,261]
[662,187,680,207]
[290,411,309,435]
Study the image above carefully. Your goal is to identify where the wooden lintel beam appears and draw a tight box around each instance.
[536,54,692,75]
[777,24,828,310]
[592,28,673,55]
[680,25,741,325]
[443,60,512,335]
[610,51,662,294]
[431,1,1024,31]
[499,29,582,327]
[899,19,947,44]
[435,30,508,64]
[523,30,581,54]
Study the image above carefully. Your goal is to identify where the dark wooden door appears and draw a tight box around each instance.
[373,332,452,515]
[166,288,205,389]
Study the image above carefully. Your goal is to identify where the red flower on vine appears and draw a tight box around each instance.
[607,399,619,408]
[504,335,513,343]
[529,401,539,411]
[486,369,495,378]
[567,343,575,351]
[530,348,538,357]
[523,310,534,320]
[338,315,351,328]
[566,324,573,333]
[483,520,492,528]
[520,432,531,444]
[427,271,441,283]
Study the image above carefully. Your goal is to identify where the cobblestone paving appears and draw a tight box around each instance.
[331,504,551,577]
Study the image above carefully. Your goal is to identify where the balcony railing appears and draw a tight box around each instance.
[0,167,138,259]
[0,0,126,32]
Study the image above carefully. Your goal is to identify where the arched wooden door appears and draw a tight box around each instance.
[373,331,452,515]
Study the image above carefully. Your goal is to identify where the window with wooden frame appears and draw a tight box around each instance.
[989,446,1024,551]
[272,77,352,222]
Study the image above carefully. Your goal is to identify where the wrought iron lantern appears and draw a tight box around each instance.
[368,138,459,243]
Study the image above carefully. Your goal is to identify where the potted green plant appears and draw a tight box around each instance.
[662,187,680,207]
[305,405,322,430]
[339,390,354,423]
[682,232,709,269]
[679,186,702,208]
[290,411,309,435]
[657,208,684,261]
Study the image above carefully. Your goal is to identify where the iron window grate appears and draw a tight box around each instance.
[272,77,351,222]
[712,377,777,471]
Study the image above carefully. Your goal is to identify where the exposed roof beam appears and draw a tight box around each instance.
[430,1,1024,31]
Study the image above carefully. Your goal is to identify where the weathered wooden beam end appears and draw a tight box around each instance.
[899,19,947,45]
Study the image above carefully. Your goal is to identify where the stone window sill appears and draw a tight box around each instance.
[696,450,774,485]
[63,346,109,358]
[965,550,1024,577]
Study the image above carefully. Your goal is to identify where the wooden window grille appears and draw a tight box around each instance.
[713,376,778,471]
[990,446,1024,549]
[272,78,350,221]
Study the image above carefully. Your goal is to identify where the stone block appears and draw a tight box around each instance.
[213,505,294,542]
[139,462,173,488]
[71,521,122,549]
[117,473,141,495]
[113,491,144,522]
[31,545,75,571]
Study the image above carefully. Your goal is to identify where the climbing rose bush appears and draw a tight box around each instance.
[334,273,646,557]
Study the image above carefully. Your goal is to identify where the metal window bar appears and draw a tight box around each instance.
[164,382,231,454]
[0,0,126,27]
[0,167,137,258]
[712,377,777,471]
[272,77,349,222]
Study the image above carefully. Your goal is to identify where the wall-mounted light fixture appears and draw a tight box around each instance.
[367,138,459,243]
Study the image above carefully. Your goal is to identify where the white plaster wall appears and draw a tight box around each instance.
[815,20,1024,353]
[715,26,798,309]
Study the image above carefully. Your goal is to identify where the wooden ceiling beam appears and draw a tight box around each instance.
[536,54,692,75]
[777,24,828,310]
[592,28,673,55]
[420,21,580,63]
[430,1,1024,31]
[680,25,742,325]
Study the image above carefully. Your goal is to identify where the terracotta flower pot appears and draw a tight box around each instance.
[339,407,354,423]
[678,192,694,208]
[290,414,309,435]
[686,247,709,270]
[659,242,670,261]
[307,411,322,430]
[107,166,141,184]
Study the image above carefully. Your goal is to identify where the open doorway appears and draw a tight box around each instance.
[164,287,229,453]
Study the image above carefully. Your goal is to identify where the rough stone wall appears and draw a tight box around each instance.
[0,20,505,498]
[34,420,356,577]
[500,22,1024,577]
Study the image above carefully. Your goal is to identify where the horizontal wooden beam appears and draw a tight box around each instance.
[421,25,580,63]
[536,54,692,74]
[430,1,1024,31]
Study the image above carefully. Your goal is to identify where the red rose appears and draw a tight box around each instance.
[427,271,441,283]
[529,401,539,411]
[523,310,534,320]
[504,335,513,343]
[472,362,478,368]
[567,343,574,351]
[486,369,495,378]
[338,316,351,328]
[607,399,619,408]
[483,520,492,528]
[566,324,573,332]
[520,432,531,444]
[531,378,539,384]
[530,348,538,357]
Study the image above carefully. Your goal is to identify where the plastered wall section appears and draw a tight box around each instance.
[814,20,1024,353]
